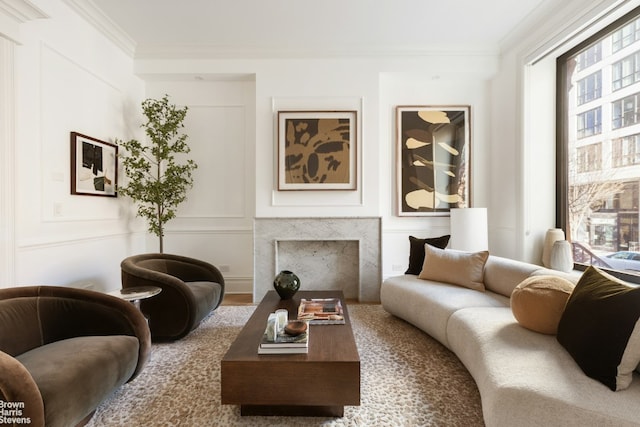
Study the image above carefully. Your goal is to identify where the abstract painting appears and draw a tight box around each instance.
[396,106,470,216]
[277,111,357,190]
[70,132,118,197]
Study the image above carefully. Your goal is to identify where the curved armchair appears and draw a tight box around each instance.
[0,285,150,427]
[121,253,225,341]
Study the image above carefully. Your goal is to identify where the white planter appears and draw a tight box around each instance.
[550,240,573,272]
[543,228,565,268]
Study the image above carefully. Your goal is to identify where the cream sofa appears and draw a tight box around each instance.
[381,254,640,426]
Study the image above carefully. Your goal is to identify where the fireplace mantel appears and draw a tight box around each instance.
[253,217,381,302]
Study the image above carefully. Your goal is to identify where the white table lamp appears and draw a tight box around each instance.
[449,208,488,252]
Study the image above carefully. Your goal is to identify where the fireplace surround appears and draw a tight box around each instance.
[253,217,381,302]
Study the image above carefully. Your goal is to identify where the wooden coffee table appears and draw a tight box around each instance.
[221,290,360,417]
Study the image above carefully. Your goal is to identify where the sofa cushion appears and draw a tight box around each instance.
[405,235,450,274]
[483,256,547,298]
[381,274,508,349]
[557,266,640,391]
[17,335,139,427]
[418,245,489,291]
[510,275,574,335]
[447,306,640,426]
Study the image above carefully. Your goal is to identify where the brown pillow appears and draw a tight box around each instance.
[405,235,450,274]
[417,244,489,291]
[557,266,640,391]
[510,275,575,335]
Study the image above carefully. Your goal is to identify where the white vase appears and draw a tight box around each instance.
[543,228,565,268]
[550,240,573,272]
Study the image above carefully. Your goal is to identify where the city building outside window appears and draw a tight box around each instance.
[558,7,640,281]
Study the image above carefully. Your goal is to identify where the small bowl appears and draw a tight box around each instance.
[284,320,308,336]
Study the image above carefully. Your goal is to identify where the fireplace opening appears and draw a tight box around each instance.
[276,240,359,299]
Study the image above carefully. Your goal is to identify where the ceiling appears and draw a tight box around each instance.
[89,0,555,58]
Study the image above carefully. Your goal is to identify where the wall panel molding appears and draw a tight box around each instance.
[0,37,15,286]
[39,43,124,222]
[17,230,142,250]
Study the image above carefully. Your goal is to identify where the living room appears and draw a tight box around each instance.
[0,0,579,294]
[2,0,640,426]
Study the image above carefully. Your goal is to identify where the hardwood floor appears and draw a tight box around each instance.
[221,293,254,306]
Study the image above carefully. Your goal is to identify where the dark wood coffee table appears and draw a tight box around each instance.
[221,290,360,417]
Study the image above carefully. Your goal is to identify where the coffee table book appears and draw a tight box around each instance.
[260,331,309,348]
[297,298,345,324]
[258,345,308,354]
[259,331,309,354]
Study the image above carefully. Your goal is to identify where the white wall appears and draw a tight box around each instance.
[7,0,145,291]
[136,54,497,285]
[143,78,256,293]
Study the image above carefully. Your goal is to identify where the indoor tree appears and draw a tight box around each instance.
[118,94,197,253]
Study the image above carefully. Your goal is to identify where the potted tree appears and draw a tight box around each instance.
[118,94,197,253]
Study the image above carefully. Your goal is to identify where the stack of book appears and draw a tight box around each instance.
[258,329,309,354]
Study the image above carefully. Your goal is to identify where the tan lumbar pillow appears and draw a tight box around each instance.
[511,275,575,335]
[418,244,489,291]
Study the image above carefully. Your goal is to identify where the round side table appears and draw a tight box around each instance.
[108,285,162,310]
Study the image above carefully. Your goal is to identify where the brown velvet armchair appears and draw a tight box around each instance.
[120,253,225,342]
[0,285,150,427]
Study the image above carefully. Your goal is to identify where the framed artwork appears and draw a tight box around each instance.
[70,132,118,197]
[277,110,357,190]
[396,106,470,216]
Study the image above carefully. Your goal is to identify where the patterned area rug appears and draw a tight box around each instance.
[87,304,484,426]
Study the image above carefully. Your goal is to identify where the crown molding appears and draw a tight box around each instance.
[499,0,630,62]
[0,0,47,22]
[0,0,47,43]
[133,42,499,60]
[62,0,136,57]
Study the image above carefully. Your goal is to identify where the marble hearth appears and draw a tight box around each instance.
[253,217,381,302]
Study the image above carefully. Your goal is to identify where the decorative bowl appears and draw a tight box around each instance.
[284,320,307,336]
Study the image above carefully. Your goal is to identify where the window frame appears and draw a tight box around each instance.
[557,5,640,284]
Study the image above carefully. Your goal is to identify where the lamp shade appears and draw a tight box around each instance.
[449,208,488,252]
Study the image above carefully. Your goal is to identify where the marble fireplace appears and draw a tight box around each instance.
[253,217,381,302]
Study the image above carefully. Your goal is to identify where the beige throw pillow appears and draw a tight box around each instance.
[417,244,489,291]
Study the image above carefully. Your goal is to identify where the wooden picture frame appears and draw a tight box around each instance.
[277,110,357,190]
[70,132,117,197]
[396,106,470,216]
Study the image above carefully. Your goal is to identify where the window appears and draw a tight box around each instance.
[612,52,640,91]
[613,133,640,167]
[558,7,640,282]
[578,71,602,104]
[577,143,602,172]
[577,107,602,138]
[613,16,640,52]
[576,42,602,70]
[612,93,640,129]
